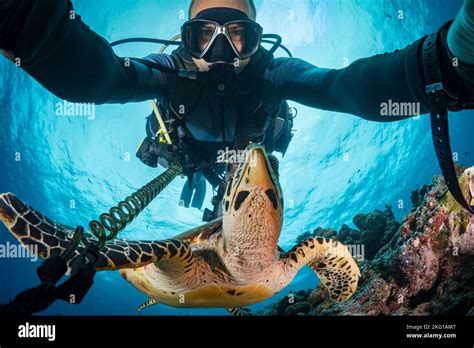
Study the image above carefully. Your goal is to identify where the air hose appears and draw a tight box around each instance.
[88,164,182,248]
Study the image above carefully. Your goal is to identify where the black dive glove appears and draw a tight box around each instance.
[0,0,34,50]
[0,0,16,11]
[0,281,58,316]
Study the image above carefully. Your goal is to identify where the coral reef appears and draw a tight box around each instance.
[259,290,313,316]
[261,167,474,316]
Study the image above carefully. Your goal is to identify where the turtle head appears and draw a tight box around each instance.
[222,145,283,253]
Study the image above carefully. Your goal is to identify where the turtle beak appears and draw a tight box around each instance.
[241,146,278,192]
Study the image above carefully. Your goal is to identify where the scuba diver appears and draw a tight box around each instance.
[1,0,474,223]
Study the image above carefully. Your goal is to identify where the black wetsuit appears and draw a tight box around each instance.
[0,1,472,154]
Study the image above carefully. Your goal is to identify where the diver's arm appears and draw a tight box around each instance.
[267,24,473,122]
[266,40,430,122]
[0,0,172,104]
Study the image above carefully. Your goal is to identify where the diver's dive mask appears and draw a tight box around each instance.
[181,8,263,94]
[181,8,263,64]
[181,19,263,62]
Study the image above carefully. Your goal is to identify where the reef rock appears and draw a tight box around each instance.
[258,290,313,316]
[284,302,311,316]
[269,166,474,316]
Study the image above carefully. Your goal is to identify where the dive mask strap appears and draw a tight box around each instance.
[422,32,474,213]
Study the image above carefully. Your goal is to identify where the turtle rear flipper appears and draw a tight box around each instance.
[226,307,252,316]
[281,237,360,302]
[138,298,159,312]
[0,193,195,272]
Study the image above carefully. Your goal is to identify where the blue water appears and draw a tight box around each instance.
[0,0,472,315]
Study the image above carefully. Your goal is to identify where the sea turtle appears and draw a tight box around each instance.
[0,145,360,315]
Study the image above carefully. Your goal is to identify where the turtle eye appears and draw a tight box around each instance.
[234,190,250,211]
[265,189,278,210]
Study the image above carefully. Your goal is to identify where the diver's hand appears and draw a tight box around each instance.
[0,0,20,52]
[0,0,16,11]
[448,0,474,65]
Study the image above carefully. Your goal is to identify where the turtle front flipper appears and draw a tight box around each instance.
[281,237,360,302]
[0,192,85,263]
[0,193,195,272]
